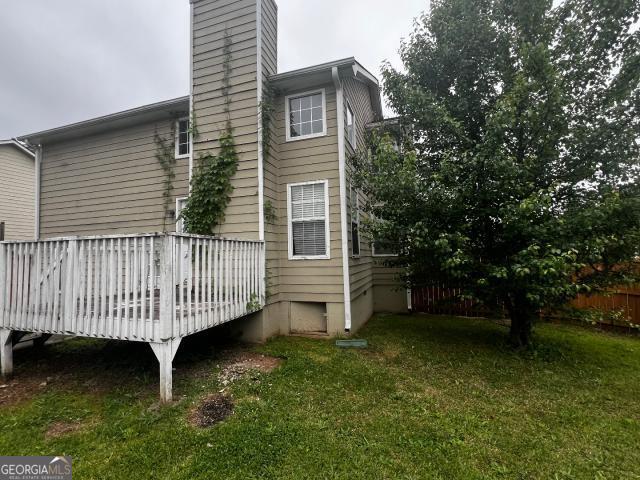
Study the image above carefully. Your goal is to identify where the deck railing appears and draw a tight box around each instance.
[0,233,265,343]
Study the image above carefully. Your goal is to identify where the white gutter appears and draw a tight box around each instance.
[35,145,42,240]
[256,0,265,242]
[332,66,352,332]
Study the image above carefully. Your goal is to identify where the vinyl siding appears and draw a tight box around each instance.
[271,84,345,304]
[261,0,280,304]
[343,77,377,303]
[0,145,35,240]
[39,119,189,238]
[192,0,271,240]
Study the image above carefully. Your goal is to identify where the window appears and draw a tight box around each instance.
[175,118,190,158]
[287,180,330,259]
[346,103,355,147]
[372,228,399,257]
[350,184,360,257]
[175,197,188,233]
[286,89,326,141]
[372,239,398,257]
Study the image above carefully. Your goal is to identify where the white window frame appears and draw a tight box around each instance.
[175,197,188,233]
[346,101,356,147]
[175,117,190,159]
[287,179,331,260]
[285,88,327,142]
[350,183,360,258]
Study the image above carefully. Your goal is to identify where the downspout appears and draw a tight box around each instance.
[34,145,42,240]
[188,0,195,191]
[332,67,352,332]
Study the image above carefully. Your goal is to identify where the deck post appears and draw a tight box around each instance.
[63,240,77,333]
[149,338,182,403]
[0,329,12,378]
[159,235,175,341]
[0,243,6,328]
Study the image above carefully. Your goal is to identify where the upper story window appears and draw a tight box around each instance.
[287,180,330,260]
[346,103,355,147]
[286,89,327,142]
[175,118,190,158]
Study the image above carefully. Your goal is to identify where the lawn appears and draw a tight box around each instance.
[1,315,639,479]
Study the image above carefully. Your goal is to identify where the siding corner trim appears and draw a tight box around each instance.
[332,66,352,332]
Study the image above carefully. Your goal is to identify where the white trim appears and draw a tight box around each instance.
[188,1,195,191]
[175,197,188,233]
[346,100,356,148]
[332,66,352,332]
[286,180,331,260]
[256,0,265,242]
[352,62,379,86]
[285,88,327,142]
[34,145,42,240]
[175,117,191,160]
[0,140,35,158]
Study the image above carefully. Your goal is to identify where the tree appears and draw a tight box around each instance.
[354,0,640,347]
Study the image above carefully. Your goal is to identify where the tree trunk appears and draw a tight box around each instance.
[506,294,534,348]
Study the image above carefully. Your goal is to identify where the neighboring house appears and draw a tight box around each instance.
[1,0,407,401]
[0,140,35,241]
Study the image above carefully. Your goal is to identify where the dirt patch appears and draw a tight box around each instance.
[189,394,234,428]
[0,375,65,407]
[217,351,282,387]
[45,420,88,439]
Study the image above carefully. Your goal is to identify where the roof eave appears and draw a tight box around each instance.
[0,139,35,158]
[18,96,190,145]
[270,58,383,120]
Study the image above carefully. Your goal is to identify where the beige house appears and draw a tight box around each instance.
[0,140,35,241]
[2,0,407,401]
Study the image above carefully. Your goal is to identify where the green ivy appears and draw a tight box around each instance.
[180,131,238,235]
[180,28,238,235]
[154,130,176,231]
[260,80,278,159]
[263,199,277,224]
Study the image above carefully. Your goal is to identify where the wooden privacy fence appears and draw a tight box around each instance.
[0,233,265,343]
[411,284,640,328]
[411,285,497,318]
[568,287,640,328]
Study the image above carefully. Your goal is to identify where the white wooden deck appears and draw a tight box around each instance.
[0,233,265,401]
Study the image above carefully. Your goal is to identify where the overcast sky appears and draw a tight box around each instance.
[0,0,427,139]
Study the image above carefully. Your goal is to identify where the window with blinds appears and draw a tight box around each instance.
[288,181,329,259]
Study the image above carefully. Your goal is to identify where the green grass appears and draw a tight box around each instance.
[1,315,640,479]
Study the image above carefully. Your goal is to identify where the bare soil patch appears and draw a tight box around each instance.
[189,394,234,428]
[45,420,88,439]
[217,351,282,387]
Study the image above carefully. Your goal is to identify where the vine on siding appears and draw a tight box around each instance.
[180,28,239,235]
[154,126,177,231]
[260,80,278,159]
[263,199,277,224]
